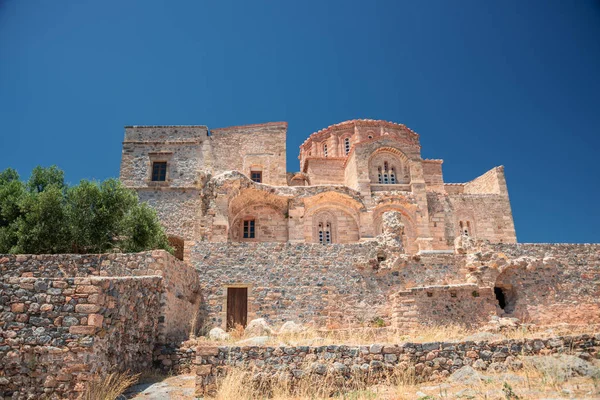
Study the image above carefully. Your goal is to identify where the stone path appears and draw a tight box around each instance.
[126,374,195,399]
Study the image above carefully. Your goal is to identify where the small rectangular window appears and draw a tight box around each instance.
[151,162,167,182]
[243,220,255,239]
[250,171,262,183]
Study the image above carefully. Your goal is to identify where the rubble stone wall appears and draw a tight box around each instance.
[474,243,600,325]
[138,189,201,241]
[392,284,498,329]
[194,334,600,396]
[191,242,468,329]
[0,275,163,399]
[0,251,201,399]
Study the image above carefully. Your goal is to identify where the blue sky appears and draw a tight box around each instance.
[1,0,599,243]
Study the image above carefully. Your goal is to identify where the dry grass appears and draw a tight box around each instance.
[81,371,140,400]
[204,323,599,347]
[214,366,419,400]
[203,323,599,399]
[212,357,600,400]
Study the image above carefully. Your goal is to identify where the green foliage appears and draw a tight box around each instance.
[0,166,172,255]
[120,203,172,253]
[14,185,70,254]
[502,382,521,400]
[27,165,65,193]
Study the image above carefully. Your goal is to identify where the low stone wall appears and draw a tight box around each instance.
[392,284,497,329]
[0,251,201,399]
[153,340,197,374]
[194,334,600,396]
[0,251,201,343]
[0,275,163,398]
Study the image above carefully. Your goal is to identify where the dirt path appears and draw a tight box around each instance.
[126,374,195,399]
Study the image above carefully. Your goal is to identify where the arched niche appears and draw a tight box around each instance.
[368,148,411,185]
[227,189,289,242]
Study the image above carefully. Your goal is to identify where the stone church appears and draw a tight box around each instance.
[116,119,569,331]
[120,119,516,257]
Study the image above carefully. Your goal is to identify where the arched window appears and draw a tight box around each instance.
[314,211,336,244]
[373,158,404,185]
[383,162,390,184]
[323,144,328,157]
[318,222,332,244]
[459,221,471,236]
[344,138,350,155]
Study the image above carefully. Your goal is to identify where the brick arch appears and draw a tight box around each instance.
[368,147,411,185]
[305,203,360,243]
[373,204,418,254]
[229,203,287,242]
[227,189,289,242]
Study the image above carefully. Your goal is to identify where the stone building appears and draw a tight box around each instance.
[119,120,598,332]
[120,119,516,254]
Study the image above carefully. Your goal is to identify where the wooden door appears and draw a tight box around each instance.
[226,287,248,330]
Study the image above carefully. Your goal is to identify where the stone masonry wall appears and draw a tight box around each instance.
[391,284,498,329]
[192,240,599,330]
[0,252,201,399]
[211,122,288,186]
[194,334,600,396]
[0,275,163,398]
[468,242,600,325]
[138,189,201,241]
[191,242,468,329]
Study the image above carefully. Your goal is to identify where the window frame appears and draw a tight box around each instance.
[250,171,262,183]
[151,161,168,182]
[242,219,256,239]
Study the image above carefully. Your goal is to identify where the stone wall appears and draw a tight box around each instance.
[191,240,600,330]
[194,334,600,396]
[0,275,163,398]
[392,284,498,329]
[211,122,288,186]
[191,242,470,329]
[0,251,201,399]
[468,242,600,325]
[120,125,209,188]
[138,189,201,241]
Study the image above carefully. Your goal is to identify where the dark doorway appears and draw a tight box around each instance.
[226,287,248,330]
[494,287,506,309]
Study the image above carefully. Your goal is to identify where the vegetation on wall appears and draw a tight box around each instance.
[0,166,171,254]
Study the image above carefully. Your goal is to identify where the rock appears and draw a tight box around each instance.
[449,366,482,385]
[208,327,230,341]
[369,344,383,354]
[472,359,487,371]
[310,363,327,375]
[244,318,273,338]
[278,321,304,334]
[526,355,600,381]
[236,336,270,346]
[331,362,348,374]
